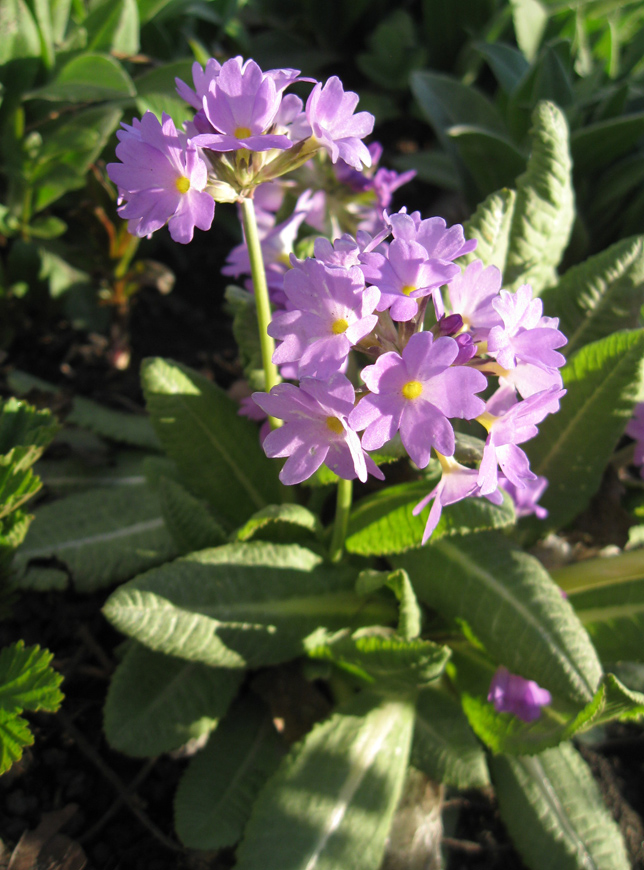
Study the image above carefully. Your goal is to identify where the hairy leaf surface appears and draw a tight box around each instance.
[412,686,489,788]
[395,533,602,705]
[175,696,284,850]
[141,358,280,528]
[541,236,644,356]
[505,101,574,292]
[104,643,241,757]
[490,743,630,870]
[15,485,178,591]
[103,542,380,669]
[526,329,644,531]
[235,692,414,870]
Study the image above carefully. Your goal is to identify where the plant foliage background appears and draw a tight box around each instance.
[2,1,644,869]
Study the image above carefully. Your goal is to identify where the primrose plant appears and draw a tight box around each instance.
[97,55,644,870]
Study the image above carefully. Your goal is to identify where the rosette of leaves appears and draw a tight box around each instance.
[0,397,63,774]
[400,3,644,251]
[95,101,644,870]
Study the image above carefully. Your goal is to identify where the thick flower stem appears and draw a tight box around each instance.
[240,196,282,428]
[329,477,353,563]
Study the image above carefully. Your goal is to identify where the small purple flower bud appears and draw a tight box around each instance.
[488,666,551,722]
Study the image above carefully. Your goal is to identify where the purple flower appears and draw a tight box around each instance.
[349,332,487,468]
[252,375,384,485]
[269,259,379,378]
[477,385,565,495]
[447,260,502,338]
[412,457,504,544]
[360,238,460,322]
[193,57,294,153]
[387,211,477,261]
[501,476,549,519]
[488,666,552,722]
[107,112,215,244]
[176,58,222,110]
[487,285,567,372]
[306,77,374,170]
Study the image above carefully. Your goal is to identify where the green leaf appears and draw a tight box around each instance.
[104,642,242,757]
[26,53,135,102]
[175,696,285,850]
[394,532,602,705]
[356,10,427,91]
[134,59,194,128]
[235,692,414,870]
[490,743,630,870]
[67,396,161,451]
[569,577,644,663]
[27,0,55,69]
[308,630,450,694]
[156,475,227,554]
[411,71,507,144]
[84,0,139,55]
[15,485,178,592]
[0,397,58,457]
[0,640,63,774]
[345,479,515,556]
[30,105,123,210]
[0,452,42,520]
[448,126,526,201]
[475,41,531,94]
[461,670,644,756]
[391,150,460,192]
[461,188,517,271]
[505,101,575,293]
[356,568,422,640]
[141,358,281,529]
[540,236,644,357]
[102,542,380,670]
[0,0,41,65]
[234,504,321,545]
[7,370,157,450]
[35,451,147,495]
[412,686,490,789]
[526,329,644,531]
[571,113,644,176]
[510,0,548,61]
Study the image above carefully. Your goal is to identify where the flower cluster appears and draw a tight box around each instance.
[107,56,377,244]
[253,209,567,540]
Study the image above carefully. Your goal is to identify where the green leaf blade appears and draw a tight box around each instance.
[141,358,280,529]
[104,643,241,757]
[175,696,284,850]
[395,533,602,706]
[541,236,644,357]
[102,542,375,670]
[527,329,644,531]
[505,101,575,293]
[235,692,415,870]
[490,743,630,870]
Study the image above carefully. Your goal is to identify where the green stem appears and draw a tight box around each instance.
[240,197,281,426]
[329,477,353,563]
[551,548,644,595]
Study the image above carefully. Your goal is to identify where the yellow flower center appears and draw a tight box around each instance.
[175,176,191,194]
[402,380,423,400]
[331,318,349,335]
[326,416,344,435]
[401,284,416,296]
[235,126,252,139]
